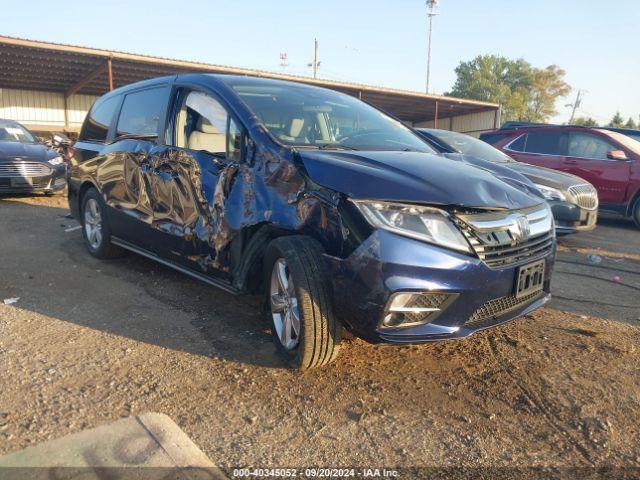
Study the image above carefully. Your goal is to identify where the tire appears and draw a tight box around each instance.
[633,198,640,229]
[263,236,342,369]
[80,188,123,259]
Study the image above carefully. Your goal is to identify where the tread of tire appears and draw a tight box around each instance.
[272,236,341,369]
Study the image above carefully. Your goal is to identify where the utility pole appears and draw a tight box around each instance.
[567,90,583,124]
[279,52,289,71]
[308,39,321,79]
[425,0,440,93]
[313,39,319,79]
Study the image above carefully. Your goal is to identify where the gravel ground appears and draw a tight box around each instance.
[0,194,639,477]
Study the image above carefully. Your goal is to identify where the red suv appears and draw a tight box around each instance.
[481,124,640,227]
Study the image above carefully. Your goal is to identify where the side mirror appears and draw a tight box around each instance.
[607,149,628,161]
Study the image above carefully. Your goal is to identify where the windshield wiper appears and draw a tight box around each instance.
[317,143,358,150]
[109,133,158,144]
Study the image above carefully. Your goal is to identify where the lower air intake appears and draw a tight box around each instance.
[465,290,543,329]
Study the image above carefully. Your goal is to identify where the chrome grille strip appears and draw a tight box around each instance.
[456,204,554,269]
[568,184,598,210]
[0,161,52,177]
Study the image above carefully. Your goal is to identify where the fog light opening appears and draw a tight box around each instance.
[380,291,458,329]
[382,313,405,328]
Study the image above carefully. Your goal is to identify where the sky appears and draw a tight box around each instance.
[3,0,639,125]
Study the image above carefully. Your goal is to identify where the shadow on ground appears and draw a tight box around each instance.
[0,195,283,369]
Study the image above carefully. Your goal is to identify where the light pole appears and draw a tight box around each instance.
[425,0,439,94]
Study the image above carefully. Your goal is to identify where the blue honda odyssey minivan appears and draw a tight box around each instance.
[68,74,555,369]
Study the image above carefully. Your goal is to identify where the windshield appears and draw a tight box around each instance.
[600,130,640,154]
[0,123,37,143]
[230,83,434,152]
[426,129,515,163]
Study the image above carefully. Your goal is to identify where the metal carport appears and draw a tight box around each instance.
[0,35,499,135]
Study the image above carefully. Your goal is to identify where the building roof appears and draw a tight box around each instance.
[0,35,498,123]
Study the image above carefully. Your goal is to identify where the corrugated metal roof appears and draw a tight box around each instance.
[0,35,498,123]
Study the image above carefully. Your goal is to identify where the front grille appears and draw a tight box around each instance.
[456,205,555,269]
[465,290,543,329]
[568,184,598,210]
[0,160,52,177]
[0,177,50,190]
[470,231,555,268]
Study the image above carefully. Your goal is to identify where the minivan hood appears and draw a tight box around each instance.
[0,142,53,162]
[298,150,543,210]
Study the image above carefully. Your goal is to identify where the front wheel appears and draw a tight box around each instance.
[633,198,640,229]
[264,236,341,369]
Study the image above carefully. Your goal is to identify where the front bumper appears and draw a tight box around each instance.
[325,229,555,344]
[0,164,67,194]
[550,200,597,234]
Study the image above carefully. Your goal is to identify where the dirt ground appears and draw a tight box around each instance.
[1,194,639,477]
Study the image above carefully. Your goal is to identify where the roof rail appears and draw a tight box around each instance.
[499,121,593,131]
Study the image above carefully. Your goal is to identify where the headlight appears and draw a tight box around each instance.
[352,200,472,253]
[535,184,566,202]
[48,156,64,165]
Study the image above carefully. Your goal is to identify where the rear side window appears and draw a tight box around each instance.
[507,134,526,152]
[508,131,564,155]
[116,88,166,136]
[80,95,120,142]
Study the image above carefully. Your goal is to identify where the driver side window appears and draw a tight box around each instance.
[173,89,243,162]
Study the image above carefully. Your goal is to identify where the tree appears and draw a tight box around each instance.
[624,117,637,129]
[608,111,625,128]
[572,117,599,127]
[447,55,571,123]
[525,65,572,122]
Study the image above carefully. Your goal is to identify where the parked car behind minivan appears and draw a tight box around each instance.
[68,74,556,369]
[481,124,640,228]
[416,128,598,235]
[0,119,66,194]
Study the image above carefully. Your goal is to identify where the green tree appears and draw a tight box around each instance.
[608,111,625,128]
[448,55,571,123]
[525,65,572,122]
[572,117,599,127]
[624,117,637,129]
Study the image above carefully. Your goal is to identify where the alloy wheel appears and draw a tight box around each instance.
[84,198,103,250]
[270,258,301,350]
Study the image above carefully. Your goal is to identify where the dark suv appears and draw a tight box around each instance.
[68,74,556,369]
[481,124,640,227]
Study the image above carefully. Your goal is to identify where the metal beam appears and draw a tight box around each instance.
[434,100,439,129]
[107,56,114,91]
[63,95,69,128]
[65,61,108,97]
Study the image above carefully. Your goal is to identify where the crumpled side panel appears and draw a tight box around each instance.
[149,145,347,279]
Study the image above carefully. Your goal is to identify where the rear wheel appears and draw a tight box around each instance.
[264,236,341,369]
[81,188,123,259]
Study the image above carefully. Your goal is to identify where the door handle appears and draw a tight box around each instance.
[563,159,578,165]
